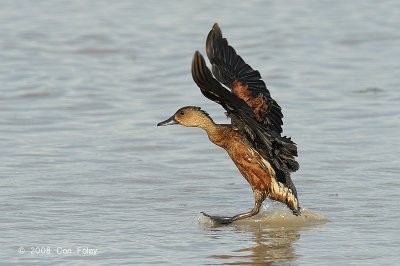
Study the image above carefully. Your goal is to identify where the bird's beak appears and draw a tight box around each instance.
[157,115,178,126]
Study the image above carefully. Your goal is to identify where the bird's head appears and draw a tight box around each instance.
[157,106,213,128]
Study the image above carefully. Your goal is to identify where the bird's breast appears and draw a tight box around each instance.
[223,133,273,192]
[221,131,299,212]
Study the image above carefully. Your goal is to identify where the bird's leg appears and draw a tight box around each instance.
[202,190,265,225]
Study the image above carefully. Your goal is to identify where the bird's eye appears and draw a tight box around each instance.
[179,111,185,115]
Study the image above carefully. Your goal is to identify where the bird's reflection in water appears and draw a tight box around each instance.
[210,226,299,265]
[202,208,327,265]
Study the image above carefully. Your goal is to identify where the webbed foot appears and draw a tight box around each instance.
[200,190,264,225]
[201,212,234,224]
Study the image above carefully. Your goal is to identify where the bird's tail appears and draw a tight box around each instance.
[268,178,301,216]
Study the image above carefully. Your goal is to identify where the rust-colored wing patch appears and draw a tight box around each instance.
[231,80,269,122]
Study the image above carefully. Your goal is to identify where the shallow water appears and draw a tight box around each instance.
[1,0,399,265]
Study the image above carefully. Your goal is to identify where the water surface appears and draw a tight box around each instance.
[1,0,399,265]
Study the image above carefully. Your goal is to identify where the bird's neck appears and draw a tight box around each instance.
[200,122,229,147]
[193,115,230,146]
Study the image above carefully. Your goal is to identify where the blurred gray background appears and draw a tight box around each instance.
[1,0,399,265]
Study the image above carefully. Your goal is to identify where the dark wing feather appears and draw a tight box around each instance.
[192,51,299,196]
[206,23,283,134]
[192,51,255,129]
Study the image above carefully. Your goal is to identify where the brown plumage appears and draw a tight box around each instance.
[158,23,300,224]
[231,80,269,122]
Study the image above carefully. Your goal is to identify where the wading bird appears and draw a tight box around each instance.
[158,23,300,224]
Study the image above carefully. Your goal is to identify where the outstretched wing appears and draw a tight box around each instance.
[192,51,299,197]
[206,23,283,134]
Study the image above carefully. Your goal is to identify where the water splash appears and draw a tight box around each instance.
[198,207,328,228]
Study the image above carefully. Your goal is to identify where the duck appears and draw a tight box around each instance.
[158,23,300,224]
